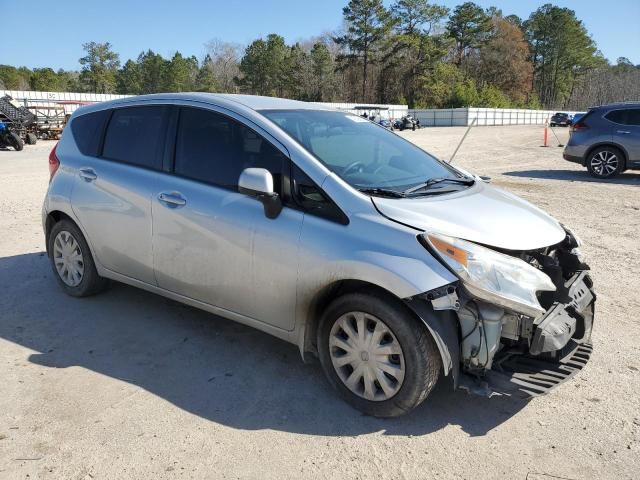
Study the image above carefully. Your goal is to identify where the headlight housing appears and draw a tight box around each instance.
[423,233,556,317]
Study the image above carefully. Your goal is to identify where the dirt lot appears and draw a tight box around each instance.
[1,126,639,480]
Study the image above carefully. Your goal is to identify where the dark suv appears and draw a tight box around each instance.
[550,112,570,127]
[563,103,640,179]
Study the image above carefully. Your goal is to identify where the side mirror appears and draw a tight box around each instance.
[238,168,283,219]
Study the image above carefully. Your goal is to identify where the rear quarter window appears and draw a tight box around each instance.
[70,110,110,156]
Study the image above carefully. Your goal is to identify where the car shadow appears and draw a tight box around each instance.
[504,169,640,185]
[0,252,528,437]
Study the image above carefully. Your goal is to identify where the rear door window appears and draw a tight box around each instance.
[71,109,110,156]
[174,107,286,193]
[605,109,629,125]
[102,106,168,170]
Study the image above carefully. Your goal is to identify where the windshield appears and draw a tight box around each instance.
[261,109,465,192]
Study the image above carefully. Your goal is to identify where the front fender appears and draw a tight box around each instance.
[404,298,460,389]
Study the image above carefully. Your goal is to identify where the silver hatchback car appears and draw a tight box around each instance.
[43,94,595,417]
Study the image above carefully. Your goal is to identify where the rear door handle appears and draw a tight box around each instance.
[79,167,97,182]
[616,130,631,134]
[158,192,187,208]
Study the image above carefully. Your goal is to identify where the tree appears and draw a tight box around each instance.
[78,41,120,93]
[29,68,61,91]
[283,43,310,99]
[239,34,289,96]
[164,52,199,92]
[136,50,167,94]
[0,65,31,90]
[117,59,142,94]
[446,2,492,66]
[387,0,450,107]
[334,0,392,101]
[525,4,602,107]
[475,16,533,104]
[195,54,219,92]
[203,39,243,92]
[309,42,336,101]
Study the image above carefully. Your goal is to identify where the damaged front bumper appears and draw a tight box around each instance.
[407,268,595,399]
[464,270,595,398]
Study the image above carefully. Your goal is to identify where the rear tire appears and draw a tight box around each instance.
[586,146,624,179]
[318,292,441,417]
[47,219,109,297]
[8,132,23,151]
[25,132,37,145]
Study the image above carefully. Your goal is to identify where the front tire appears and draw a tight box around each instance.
[587,146,624,178]
[47,219,109,297]
[318,293,441,417]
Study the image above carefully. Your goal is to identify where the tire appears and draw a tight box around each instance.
[318,292,441,417]
[25,132,37,145]
[47,219,109,297]
[586,146,624,179]
[8,132,23,151]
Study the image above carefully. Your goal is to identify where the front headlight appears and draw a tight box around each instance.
[423,233,556,317]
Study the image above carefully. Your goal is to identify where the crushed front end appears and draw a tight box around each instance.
[421,227,595,398]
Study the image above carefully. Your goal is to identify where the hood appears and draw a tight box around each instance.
[372,181,565,251]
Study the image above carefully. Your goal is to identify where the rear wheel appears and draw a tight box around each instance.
[587,146,624,178]
[25,132,37,145]
[318,292,441,417]
[47,219,109,297]
[8,132,23,151]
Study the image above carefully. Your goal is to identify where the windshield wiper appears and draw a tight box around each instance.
[358,187,407,198]
[402,177,474,195]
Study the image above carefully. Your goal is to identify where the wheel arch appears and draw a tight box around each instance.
[45,210,97,263]
[585,142,628,169]
[299,279,459,388]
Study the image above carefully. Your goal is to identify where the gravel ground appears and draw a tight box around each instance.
[1,126,639,480]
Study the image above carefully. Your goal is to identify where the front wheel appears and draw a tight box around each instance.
[587,146,624,178]
[318,293,441,417]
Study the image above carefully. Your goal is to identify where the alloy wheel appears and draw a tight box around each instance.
[590,150,618,177]
[53,230,85,287]
[329,311,406,401]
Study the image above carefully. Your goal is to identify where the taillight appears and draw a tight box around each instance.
[571,122,589,132]
[49,143,60,182]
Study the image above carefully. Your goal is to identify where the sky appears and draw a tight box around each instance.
[2,0,639,70]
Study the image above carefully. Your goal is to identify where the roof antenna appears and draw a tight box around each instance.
[448,117,477,164]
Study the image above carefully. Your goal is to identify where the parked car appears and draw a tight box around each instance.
[550,112,570,127]
[378,118,392,130]
[43,94,595,417]
[563,103,640,178]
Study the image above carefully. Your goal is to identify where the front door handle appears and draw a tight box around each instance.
[158,192,187,208]
[79,167,97,182]
[616,130,631,134]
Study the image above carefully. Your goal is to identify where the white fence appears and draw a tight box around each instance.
[409,107,580,127]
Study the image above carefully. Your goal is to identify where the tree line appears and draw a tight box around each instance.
[1,1,638,110]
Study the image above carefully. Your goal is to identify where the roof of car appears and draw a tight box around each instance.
[591,102,640,110]
[78,93,333,114]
